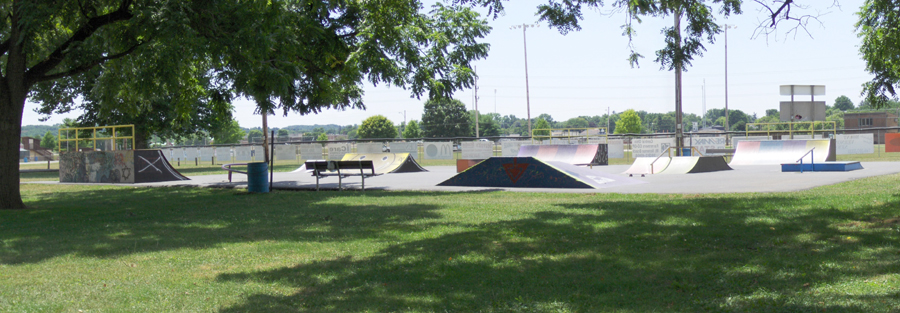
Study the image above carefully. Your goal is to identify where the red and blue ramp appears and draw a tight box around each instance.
[517,144,608,165]
[438,157,642,189]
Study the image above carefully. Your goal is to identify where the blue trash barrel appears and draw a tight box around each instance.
[23,157,28,163]
[247,162,269,193]
[681,148,692,156]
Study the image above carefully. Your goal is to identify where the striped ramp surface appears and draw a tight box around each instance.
[730,139,835,166]
[517,144,607,165]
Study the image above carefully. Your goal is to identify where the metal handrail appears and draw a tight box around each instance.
[222,163,248,182]
[796,148,815,173]
[649,147,674,174]
[796,147,815,163]
[647,146,706,173]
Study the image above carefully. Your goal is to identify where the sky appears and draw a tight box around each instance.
[22,0,872,129]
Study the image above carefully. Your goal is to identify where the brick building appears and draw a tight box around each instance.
[843,111,899,144]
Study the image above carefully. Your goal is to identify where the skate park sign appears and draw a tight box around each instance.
[836,134,874,155]
[632,138,674,157]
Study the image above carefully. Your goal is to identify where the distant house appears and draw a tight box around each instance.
[843,111,899,144]
[327,134,348,141]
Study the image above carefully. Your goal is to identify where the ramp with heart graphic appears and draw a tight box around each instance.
[134,150,190,183]
[437,157,643,189]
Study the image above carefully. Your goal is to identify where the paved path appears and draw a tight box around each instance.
[33,161,900,194]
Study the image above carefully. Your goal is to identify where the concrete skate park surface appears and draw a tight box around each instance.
[42,161,900,194]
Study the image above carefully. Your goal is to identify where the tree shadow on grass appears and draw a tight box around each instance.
[1,187,445,264]
[215,195,900,312]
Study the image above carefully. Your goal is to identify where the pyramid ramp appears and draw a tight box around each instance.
[341,153,427,174]
[438,157,642,189]
[658,156,732,174]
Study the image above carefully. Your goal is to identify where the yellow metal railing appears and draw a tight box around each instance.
[531,127,608,144]
[58,124,135,152]
[745,121,836,138]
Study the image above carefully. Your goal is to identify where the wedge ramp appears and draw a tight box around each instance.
[657,156,732,174]
[623,157,671,175]
[341,153,427,174]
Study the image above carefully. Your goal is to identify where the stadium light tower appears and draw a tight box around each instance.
[511,23,538,138]
[724,24,736,137]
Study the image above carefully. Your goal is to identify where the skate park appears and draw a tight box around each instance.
[56,133,900,194]
[38,99,900,195]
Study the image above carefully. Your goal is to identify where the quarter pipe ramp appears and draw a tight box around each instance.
[517,144,608,165]
[59,150,189,183]
[134,150,190,182]
[730,139,835,166]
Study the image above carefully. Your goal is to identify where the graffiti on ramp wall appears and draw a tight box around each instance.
[60,151,135,183]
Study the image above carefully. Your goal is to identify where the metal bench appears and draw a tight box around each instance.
[304,160,379,191]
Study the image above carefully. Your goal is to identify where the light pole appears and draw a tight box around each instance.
[511,23,538,138]
[724,24,736,139]
[398,110,405,138]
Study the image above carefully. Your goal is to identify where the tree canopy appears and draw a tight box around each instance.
[858,0,900,108]
[402,120,422,139]
[421,98,471,137]
[833,95,854,111]
[40,131,57,151]
[247,129,264,144]
[358,115,398,139]
[212,121,246,145]
[533,118,551,138]
[615,110,643,134]
[2,0,491,209]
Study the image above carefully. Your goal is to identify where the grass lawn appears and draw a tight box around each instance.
[4,173,900,312]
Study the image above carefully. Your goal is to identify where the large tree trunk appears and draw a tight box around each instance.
[0,83,28,210]
[2,3,31,210]
[134,124,151,150]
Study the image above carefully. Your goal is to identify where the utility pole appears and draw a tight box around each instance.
[511,23,537,138]
[474,65,479,138]
[398,110,406,138]
[702,79,706,128]
[725,24,736,141]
